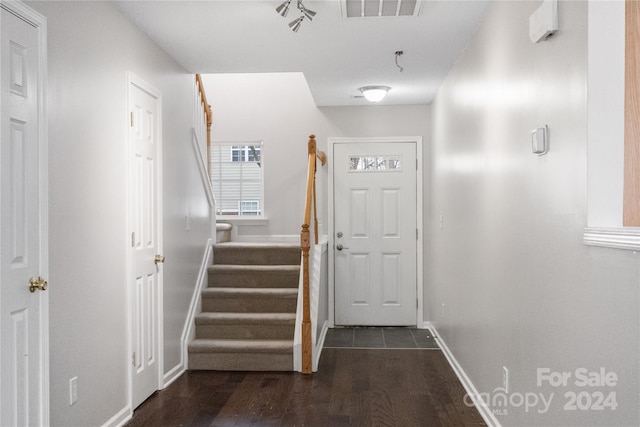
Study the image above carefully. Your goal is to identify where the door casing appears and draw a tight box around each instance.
[327,136,423,328]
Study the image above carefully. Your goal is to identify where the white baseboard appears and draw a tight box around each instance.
[102,405,131,427]
[163,362,185,389]
[180,239,214,373]
[313,320,330,372]
[425,322,502,427]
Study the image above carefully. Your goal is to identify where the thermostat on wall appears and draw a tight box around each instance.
[529,0,558,43]
[531,125,549,155]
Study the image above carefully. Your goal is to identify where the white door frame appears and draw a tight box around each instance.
[0,2,49,424]
[125,72,163,411]
[327,136,423,328]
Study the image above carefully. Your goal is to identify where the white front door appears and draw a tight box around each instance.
[334,141,417,326]
[128,76,162,409]
[1,5,48,426]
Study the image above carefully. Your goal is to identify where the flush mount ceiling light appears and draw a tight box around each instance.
[359,86,391,103]
[276,0,317,32]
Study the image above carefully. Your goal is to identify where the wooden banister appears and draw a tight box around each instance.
[195,74,213,176]
[300,134,326,374]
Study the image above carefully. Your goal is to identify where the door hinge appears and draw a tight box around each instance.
[416,298,419,309]
[131,232,135,248]
[132,352,136,367]
[416,159,418,170]
[130,111,134,127]
[416,228,418,240]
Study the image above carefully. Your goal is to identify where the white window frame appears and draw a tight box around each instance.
[210,141,265,220]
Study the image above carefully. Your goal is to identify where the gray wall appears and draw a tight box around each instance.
[28,2,209,425]
[428,1,639,425]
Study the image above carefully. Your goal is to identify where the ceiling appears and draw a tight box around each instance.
[113,0,490,107]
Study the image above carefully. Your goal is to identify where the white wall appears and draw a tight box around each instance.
[587,1,625,227]
[27,2,209,425]
[429,1,639,426]
[201,73,430,238]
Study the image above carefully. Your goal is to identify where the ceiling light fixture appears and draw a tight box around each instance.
[276,0,291,17]
[289,15,305,32]
[359,86,391,103]
[277,0,316,32]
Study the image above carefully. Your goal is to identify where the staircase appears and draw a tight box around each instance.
[188,241,301,371]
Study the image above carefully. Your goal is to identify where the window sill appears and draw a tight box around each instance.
[216,216,268,226]
[583,227,640,251]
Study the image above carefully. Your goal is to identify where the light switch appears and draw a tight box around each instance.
[531,125,549,155]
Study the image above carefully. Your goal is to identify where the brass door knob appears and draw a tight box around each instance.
[29,276,48,293]
[154,255,165,264]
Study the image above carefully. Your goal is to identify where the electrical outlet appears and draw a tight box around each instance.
[69,376,78,405]
[441,303,445,319]
[439,215,444,230]
[503,366,509,393]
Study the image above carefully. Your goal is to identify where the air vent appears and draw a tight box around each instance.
[342,0,422,18]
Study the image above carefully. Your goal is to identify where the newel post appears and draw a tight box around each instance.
[301,224,312,374]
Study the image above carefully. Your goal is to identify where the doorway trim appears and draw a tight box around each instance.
[327,136,423,328]
[125,72,164,412]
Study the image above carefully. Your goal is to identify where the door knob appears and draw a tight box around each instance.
[336,244,349,251]
[29,276,48,293]
[154,254,165,264]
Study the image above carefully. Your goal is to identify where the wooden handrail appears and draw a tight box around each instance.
[195,74,213,176]
[300,134,326,374]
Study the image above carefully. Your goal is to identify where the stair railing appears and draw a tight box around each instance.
[300,135,326,374]
[195,74,213,176]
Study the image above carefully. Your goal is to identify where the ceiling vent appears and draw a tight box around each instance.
[342,0,423,18]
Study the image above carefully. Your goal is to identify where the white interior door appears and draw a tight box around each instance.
[1,5,48,426]
[128,76,162,409]
[334,142,417,326]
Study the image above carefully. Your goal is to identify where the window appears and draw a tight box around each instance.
[231,145,261,163]
[349,155,402,172]
[239,200,260,216]
[210,142,264,217]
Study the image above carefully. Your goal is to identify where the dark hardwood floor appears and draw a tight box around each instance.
[125,347,486,427]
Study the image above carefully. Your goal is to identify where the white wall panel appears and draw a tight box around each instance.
[27,2,210,425]
[429,1,639,425]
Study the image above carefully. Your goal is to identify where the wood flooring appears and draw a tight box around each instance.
[125,348,486,427]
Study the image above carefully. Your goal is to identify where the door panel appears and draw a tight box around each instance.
[129,79,161,409]
[1,6,46,425]
[334,142,416,326]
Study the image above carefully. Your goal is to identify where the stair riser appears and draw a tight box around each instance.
[189,352,293,371]
[214,248,300,265]
[195,324,295,340]
[202,298,296,313]
[209,272,299,288]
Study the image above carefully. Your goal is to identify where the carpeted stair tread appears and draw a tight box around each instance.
[213,243,301,265]
[201,287,298,299]
[213,242,299,248]
[189,338,293,354]
[195,312,296,324]
[209,264,300,274]
[208,264,300,289]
